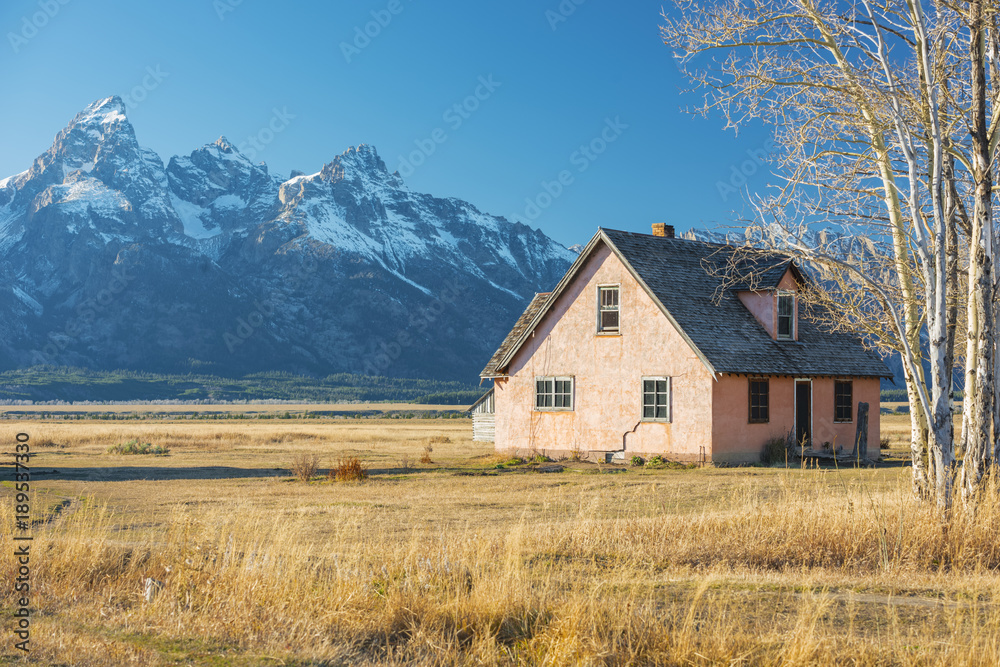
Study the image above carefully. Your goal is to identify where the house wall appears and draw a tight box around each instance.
[737,269,800,341]
[738,290,776,338]
[711,375,881,463]
[494,242,717,461]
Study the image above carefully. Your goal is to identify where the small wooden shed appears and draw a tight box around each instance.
[469,388,495,442]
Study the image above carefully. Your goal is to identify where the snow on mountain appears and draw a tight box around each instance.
[0,97,575,381]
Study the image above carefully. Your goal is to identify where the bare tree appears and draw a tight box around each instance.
[661,0,993,509]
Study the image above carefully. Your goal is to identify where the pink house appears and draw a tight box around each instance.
[479,226,889,464]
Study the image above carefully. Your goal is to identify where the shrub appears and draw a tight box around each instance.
[107,439,169,456]
[630,455,645,467]
[646,455,666,468]
[420,444,434,464]
[291,452,320,482]
[880,437,891,450]
[493,457,525,469]
[329,456,367,482]
[761,437,787,465]
[533,454,552,463]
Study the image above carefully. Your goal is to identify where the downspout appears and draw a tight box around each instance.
[620,420,641,453]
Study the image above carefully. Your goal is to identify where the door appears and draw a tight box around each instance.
[795,380,812,448]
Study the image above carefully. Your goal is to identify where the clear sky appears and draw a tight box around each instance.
[0,0,776,248]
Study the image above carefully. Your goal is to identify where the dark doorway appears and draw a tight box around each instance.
[795,381,811,448]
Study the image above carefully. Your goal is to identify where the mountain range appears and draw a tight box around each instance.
[0,97,575,382]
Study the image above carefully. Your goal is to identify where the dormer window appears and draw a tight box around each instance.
[777,292,795,340]
[598,285,620,333]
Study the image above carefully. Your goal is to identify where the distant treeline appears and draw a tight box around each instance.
[881,388,964,403]
[0,366,488,405]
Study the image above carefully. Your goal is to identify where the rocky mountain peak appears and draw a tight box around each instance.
[319,144,396,186]
[213,136,238,154]
[23,96,139,190]
[0,97,576,381]
[71,95,130,129]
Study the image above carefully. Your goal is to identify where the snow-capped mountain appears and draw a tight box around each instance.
[0,97,575,381]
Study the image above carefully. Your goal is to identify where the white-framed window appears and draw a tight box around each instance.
[777,291,795,340]
[597,285,620,333]
[535,376,574,410]
[642,376,671,421]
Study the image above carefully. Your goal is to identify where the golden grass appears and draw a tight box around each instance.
[3,413,1000,664]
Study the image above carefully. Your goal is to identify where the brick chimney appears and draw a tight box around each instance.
[651,223,675,238]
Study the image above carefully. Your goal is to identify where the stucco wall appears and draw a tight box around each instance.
[711,375,881,463]
[737,269,800,341]
[493,242,882,465]
[494,242,716,461]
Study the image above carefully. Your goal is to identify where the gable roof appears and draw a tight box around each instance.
[468,386,494,413]
[481,228,891,379]
[481,292,551,377]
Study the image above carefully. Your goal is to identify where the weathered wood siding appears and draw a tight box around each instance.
[473,413,496,442]
[471,388,495,442]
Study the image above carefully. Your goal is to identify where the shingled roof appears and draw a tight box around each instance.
[481,228,891,379]
[481,292,551,377]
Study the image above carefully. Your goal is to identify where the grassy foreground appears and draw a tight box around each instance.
[2,415,1000,664]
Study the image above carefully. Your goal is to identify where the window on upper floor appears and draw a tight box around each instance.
[777,292,795,340]
[535,376,574,410]
[598,285,620,333]
[749,379,770,423]
[834,380,853,422]
[642,377,672,422]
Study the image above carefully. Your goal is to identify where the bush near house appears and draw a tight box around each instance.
[761,437,788,465]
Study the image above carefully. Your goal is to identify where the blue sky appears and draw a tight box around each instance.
[0,0,776,248]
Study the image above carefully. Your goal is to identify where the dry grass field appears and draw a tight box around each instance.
[2,412,1000,665]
